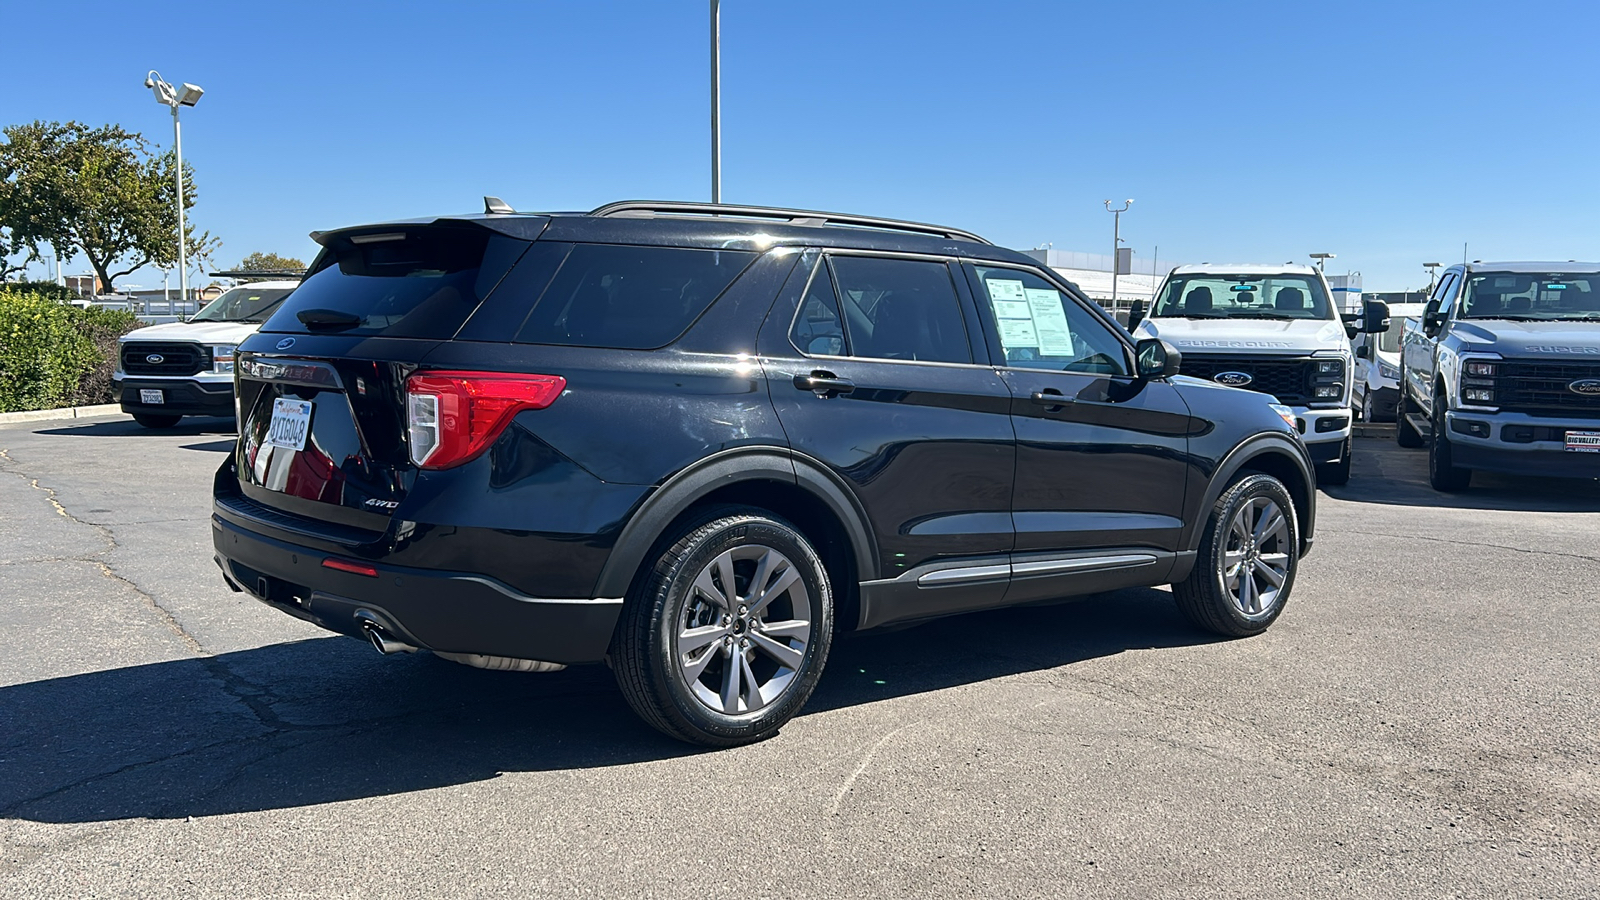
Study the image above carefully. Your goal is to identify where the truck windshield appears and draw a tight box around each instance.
[1460,273,1600,320]
[1151,274,1334,321]
[191,286,294,323]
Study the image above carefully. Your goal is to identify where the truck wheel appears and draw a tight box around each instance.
[1428,400,1472,492]
[1173,474,1298,638]
[1396,380,1424,448]
[612,506,833,747]
[1316,438,1353,486]
[132,413,182,429]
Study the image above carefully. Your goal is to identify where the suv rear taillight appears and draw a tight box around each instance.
[405,371,566,469]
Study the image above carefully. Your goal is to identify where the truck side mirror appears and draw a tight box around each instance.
[1127,299,1147,333]
[1135,338,1181,379]
[1423,310,1446,337]
[1361,299,1391,334]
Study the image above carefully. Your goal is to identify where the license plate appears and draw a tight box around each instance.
[265,399,313,452]
[139,389,164,404]
[1565,430,1600,453]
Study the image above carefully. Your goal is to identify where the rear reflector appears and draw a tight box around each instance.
[405,370,565,469]
[322,558,380,577]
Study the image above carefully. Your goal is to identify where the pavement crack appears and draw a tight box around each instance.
[1322,528,1600,566]
[0,446,209,655]
[830,724,911,816]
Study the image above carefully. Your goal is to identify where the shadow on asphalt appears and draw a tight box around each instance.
[1321,438,1600,513]
[36,416,236,439]
[0,586,1208,824]
[178,440,236,453]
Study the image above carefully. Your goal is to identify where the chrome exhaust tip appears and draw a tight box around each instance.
[354,610,417,656]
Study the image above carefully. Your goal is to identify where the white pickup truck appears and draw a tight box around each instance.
[113,279,298,428]
[1131,263,1388,484]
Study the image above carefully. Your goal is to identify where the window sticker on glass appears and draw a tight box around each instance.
[998,318,1039,347]
[1024,288,1076,356]
[987,278,1032,320]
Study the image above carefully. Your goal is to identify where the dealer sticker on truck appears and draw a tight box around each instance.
[1565,430,1600,453]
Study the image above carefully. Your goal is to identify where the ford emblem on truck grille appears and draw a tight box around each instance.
[145,354,165,365]
[1214,371,1253,387]
[1569,378,1600,396]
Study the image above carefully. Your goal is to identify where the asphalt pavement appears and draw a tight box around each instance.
[1,415,1597,899]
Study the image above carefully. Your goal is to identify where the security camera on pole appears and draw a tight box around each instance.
[143,71,203,310]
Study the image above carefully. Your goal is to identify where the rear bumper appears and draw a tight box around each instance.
[212,512,623,665]
[117,378,234,417]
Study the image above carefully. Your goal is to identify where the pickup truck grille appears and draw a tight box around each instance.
[1177,354,1313,405]
[1496,360,1600,416]
[121,341,207,376]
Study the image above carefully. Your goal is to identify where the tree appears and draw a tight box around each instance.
[237,251,305,273]
[0,120,216,292]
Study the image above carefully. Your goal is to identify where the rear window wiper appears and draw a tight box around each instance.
[296,308,363,329]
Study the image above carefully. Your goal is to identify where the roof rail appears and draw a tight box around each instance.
[588,200,991,245]
[209,269,306,280]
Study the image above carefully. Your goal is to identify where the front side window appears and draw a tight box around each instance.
[1151,273,1335,321]
[826,256,972,364]
[971,266,1128,375]
[1460,272,1600,320]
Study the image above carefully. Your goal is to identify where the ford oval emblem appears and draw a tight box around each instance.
[1214,371,1254,387]
[275,337,296,351]
[1569,378,1600,396]
[145,354,165,365]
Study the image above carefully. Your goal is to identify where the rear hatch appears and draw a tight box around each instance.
[231,221,538,533]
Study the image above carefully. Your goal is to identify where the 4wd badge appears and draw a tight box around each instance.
[1214,371,1253,387]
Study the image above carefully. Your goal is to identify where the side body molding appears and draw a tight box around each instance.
[592,446,880,602]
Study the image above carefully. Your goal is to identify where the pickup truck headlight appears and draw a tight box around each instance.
[1309,357,1346,404]
[1313,384,1342,399]
[210,344,237,374]
[1458,356,1500,408]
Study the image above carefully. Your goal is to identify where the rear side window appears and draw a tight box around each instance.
[828,256,971,364]
[514,244,755,349]
[263,227,527,337]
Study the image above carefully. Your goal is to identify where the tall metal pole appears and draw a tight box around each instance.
[1104,199,1131,308]
[710,0,721,204]
[172,106,188,309]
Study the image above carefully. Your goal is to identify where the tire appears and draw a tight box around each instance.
[1428,398,1472,492]
[1316,438,1353,486]
[132,413,182,429]
[1396,378,1424,447]
[612,506,834,747]
[1173,474,1299,638]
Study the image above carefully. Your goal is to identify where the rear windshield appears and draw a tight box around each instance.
[514,244,755,349]
[261,227,527,337]
[191,286,294,323]
[1152,273,1334,321]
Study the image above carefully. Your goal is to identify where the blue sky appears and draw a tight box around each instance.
[4,0,1597,291]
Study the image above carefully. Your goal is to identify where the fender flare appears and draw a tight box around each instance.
[593,446,879,600]
[1183,432,1317,556]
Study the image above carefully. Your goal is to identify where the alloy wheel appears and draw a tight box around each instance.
[1222,496,1292,618]
[674,544,813,716]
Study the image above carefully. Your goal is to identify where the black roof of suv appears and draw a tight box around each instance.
[214,199,1317,746]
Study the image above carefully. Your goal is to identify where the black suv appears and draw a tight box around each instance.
[213,200,1317,746]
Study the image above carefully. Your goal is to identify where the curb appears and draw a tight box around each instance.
[1352,422,1395,438]
[0,403,126,426]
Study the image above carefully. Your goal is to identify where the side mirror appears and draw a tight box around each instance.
[1423,311,1446,337]
[1135,338,1181,380]
[1361,299,1391,334]
[1127,299,1147,333]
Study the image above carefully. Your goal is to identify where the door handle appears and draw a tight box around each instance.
[795,371,855,398]
[1030,389,1072,409]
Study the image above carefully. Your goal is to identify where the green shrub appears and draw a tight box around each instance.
[70,304,141,405]
[0,286,142,412]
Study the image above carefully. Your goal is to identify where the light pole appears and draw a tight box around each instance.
[1104,199,1132,307]
[1423,262,1442,292]
[143,71,203,308]
[1310,252,1335,272]
[710,1,721,204]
